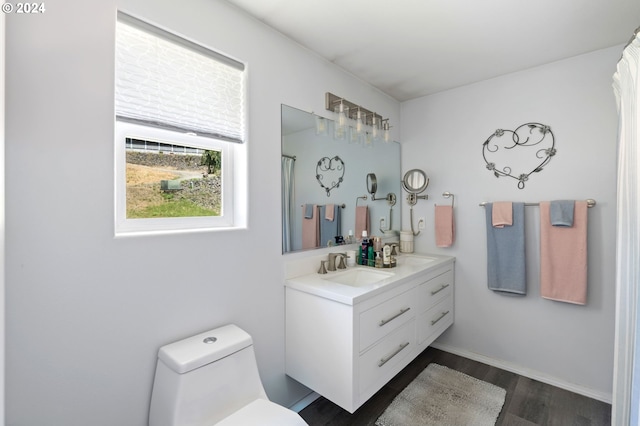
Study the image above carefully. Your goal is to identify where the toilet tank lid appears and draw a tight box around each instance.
[157,324,253,374]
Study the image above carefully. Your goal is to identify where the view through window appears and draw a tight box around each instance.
[125,137,222,219]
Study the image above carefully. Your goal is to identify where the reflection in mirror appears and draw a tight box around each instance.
[366,173,378,196]
[282,105,401,254]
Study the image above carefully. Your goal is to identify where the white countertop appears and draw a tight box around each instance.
[285,253,454,305]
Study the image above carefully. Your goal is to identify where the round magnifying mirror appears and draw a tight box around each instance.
[402,169,429,194]
[366,173,378,195]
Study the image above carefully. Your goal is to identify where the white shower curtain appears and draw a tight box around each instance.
[612,27,640,426]
[281,156,295,253]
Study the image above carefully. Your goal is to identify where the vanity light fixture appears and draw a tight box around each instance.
[325,92,391,144]
[315,115,328,136]
[382,119,391,143]
[355,108,365,135]
[370,114,380,141]
[333,100,348,140]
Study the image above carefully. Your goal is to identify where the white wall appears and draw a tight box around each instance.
[4,1,400,425]
[401,47,620,401]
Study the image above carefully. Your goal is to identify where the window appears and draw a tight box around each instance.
[114,13,246,235]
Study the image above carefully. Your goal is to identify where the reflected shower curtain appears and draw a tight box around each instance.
[281,156,295,253]
[612,27,640,426]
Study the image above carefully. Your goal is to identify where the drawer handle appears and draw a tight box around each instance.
[431,310,450,325]
[431,284,450,295]
[378,342,410,367]
[379,307,411,327]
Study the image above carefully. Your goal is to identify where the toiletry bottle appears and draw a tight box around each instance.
[383,244,391,268]
[375,252,382,268]
[368,246,374,267]
[357,245,362,265]
[390,244,397,268]
[347,229,354,244]
[361,231,369,265]
[373,236,382,252]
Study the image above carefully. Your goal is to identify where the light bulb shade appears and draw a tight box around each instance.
[371,116,380,141]
[315,116,328,136]
[355,109,365,135]
[383,120,391,143]
[333,103,349,140]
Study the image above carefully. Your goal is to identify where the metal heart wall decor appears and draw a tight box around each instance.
[482,122,556,189]
[316,155,345,196]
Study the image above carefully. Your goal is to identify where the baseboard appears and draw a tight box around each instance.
[431,342,613,404]
[288,391,320,413]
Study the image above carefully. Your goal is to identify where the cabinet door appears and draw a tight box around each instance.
[359,289,415,352]
[416,269,453,311]
[417,296,454,346]
[359,319,416,398]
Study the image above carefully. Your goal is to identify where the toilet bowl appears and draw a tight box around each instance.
[149,324,307,426]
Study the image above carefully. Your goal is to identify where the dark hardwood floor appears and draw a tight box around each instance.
[299,347,611,426]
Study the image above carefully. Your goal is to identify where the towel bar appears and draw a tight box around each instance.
[301,203,346,208]
[479,199,596,208]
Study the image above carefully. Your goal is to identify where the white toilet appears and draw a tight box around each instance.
[149,324,308,425]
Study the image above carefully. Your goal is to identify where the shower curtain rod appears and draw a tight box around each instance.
[479,199,596,208]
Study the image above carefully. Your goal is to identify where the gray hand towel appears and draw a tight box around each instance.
[550,200,574,227]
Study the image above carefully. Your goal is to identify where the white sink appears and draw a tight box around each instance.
[323,268,395,287]
[396,255,436,266]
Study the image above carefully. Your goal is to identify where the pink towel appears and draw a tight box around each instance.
[435,205,455,247]
[302,205,319,249]
[540,200,588,305]
[325,204,334,221]
[355,206,369,240]
[492,202,513,228]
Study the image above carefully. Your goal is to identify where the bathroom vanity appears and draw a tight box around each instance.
[285,253,454,413]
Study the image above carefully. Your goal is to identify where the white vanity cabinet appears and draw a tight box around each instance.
[285,256,454,413]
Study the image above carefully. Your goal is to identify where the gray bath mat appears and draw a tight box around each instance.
[376,363,506,426]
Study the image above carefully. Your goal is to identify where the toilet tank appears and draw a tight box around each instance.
[149,324,268,426]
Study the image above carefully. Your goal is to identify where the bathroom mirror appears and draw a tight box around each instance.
[282,104,401,253]
[402,169,429,194]
[366,173,378,196]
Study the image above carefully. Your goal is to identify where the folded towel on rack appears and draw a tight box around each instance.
[304,203,314,219]
[319,204,341,247]
[540,200,588,305]
[550,200,574,227]
[355,205,369,240]
[492,201,513,228]
[485,202,526,295]
[435,205,455,247]
[302,204,319,249]
[325,203,335,221]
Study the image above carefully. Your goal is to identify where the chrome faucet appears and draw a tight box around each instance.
[317,260,328,274]
[327,252,347,271]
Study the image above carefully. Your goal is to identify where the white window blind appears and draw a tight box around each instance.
[115,13,245,143]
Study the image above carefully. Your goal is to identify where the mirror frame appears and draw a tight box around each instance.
[366,173,378,196]
[402,169,429,194]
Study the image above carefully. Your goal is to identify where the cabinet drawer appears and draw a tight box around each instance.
[359,289,415,351]
[416,269,453,311]
[417,296,453,345]
[359,319,415,395]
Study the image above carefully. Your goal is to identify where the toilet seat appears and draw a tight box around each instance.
[214,398,308,426]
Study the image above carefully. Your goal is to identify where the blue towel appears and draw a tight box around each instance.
[485,202,526,295]
[550,200,574,227]
[304,203,314,219]
[319,204,341,247]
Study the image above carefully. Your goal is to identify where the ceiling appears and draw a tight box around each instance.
[224,0,640,102]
